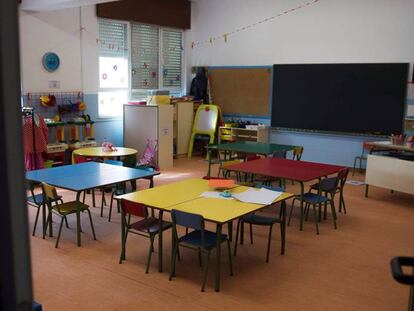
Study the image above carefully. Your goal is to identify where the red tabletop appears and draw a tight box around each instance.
[225,158,345,182]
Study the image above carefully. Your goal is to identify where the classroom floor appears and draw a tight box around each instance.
[28,157,414,311]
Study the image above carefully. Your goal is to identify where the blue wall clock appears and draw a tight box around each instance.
[42,52,60,72]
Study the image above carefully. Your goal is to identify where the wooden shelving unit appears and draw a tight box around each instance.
[218,126,269,144]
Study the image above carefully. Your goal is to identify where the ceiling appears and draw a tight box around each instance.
[20,0,119,11]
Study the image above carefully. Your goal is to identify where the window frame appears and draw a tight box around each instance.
[98,19,130,119]
[97,19,185,118]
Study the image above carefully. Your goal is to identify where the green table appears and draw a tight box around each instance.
[207,141,297,177]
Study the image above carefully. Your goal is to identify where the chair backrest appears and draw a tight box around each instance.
[122,154,137,168]
[192,105,218,134]
[121,199,147,218]
[104,159,123,166]
[41,182,59,203]
[246,155,261,162]
[292,146,304,160]
[171,209,204,231]
[272,150,286,158]
[338,168,349,189]
[362,141,374,155]
[74,155,88,163]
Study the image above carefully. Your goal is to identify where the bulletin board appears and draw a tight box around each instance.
[208,67,271,117]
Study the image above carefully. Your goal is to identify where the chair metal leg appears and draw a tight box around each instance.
[86,209,97,240]
[339,192,347,214]
[249,223,253,244]
[198,248,203,267]
[82,191,86,204]
[32,206,41,236]
[145,235,155,273]
[240,221,244,245]
[288,198,296,226]
[233,219,241,256]
[266,225,273,263]
[108,192,115,222]
[330,200,338,229]
[55,217,65,248]
[226,239,233,276]
[227,221,233,241]
[64,216,69,228]
[312,205,319,235]
[201,251,210,292]
[169,239,178,280]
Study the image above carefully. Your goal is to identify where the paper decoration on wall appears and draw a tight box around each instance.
[102,73,108,80]
[190,0,320,49]
[143,79,148,86]
[113,65,118,71]
[152,71,157,78]
[163,69,168,76]
[143,63,148,68]
[176,75,180,81]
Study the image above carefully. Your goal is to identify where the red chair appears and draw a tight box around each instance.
[119,199,172,273]
[352,141,374,175]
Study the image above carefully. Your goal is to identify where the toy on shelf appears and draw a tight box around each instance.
[67,114,97,149]
[44,118,68,166]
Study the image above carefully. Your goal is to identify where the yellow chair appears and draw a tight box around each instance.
[187,105,219,158]
[42,182,96,248]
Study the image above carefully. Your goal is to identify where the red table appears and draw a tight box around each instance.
[225,158,345,230]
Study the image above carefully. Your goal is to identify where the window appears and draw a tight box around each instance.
[98,20,184,117]
[130,24,183,99]
[98,20,128,118]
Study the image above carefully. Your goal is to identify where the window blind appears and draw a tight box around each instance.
[131,24,159,93]
[162,29,182,90]
[98,20,128,58]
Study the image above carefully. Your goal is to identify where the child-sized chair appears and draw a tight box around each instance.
[187,105,219,158]
[42,182,96,248]
[169,209,233,292]
[119,199,172,273]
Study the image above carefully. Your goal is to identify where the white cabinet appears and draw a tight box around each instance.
[123,104,173,169]
[365,154,414,196]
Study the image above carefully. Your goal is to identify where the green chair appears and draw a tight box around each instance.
[42,182,96,248]
[27,181,64,236]
[119,199,172,273]
[187,105,219,158]
[169,209,233,292]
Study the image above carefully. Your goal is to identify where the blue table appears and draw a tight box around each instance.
[26,162,159,246]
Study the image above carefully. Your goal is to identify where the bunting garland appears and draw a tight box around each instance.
[190,0,320,49]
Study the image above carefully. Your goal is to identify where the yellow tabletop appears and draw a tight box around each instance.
[72,147,137,163]
[117,178,294,224]
[73,147,137,158]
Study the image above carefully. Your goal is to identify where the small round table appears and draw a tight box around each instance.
[72,147,138,164]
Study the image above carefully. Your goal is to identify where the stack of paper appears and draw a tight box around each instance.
[200,191,234,200]
[232,188,283,205]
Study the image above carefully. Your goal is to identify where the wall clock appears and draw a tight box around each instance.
[42,52,60,72]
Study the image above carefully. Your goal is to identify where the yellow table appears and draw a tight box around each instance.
[117,178,294,291]
[72,147,137,164]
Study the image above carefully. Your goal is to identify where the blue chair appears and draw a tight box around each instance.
[169,209,233,292]
[103,159,124,222]
[234,185,286,262]
[288,177,338,235]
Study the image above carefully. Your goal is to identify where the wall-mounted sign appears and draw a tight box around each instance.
[42,52,60,72]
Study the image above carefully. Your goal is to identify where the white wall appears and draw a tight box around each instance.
[19,6,123,145]
[187,0,414,166]
[19,5,98,93]
[189,0,414,68]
